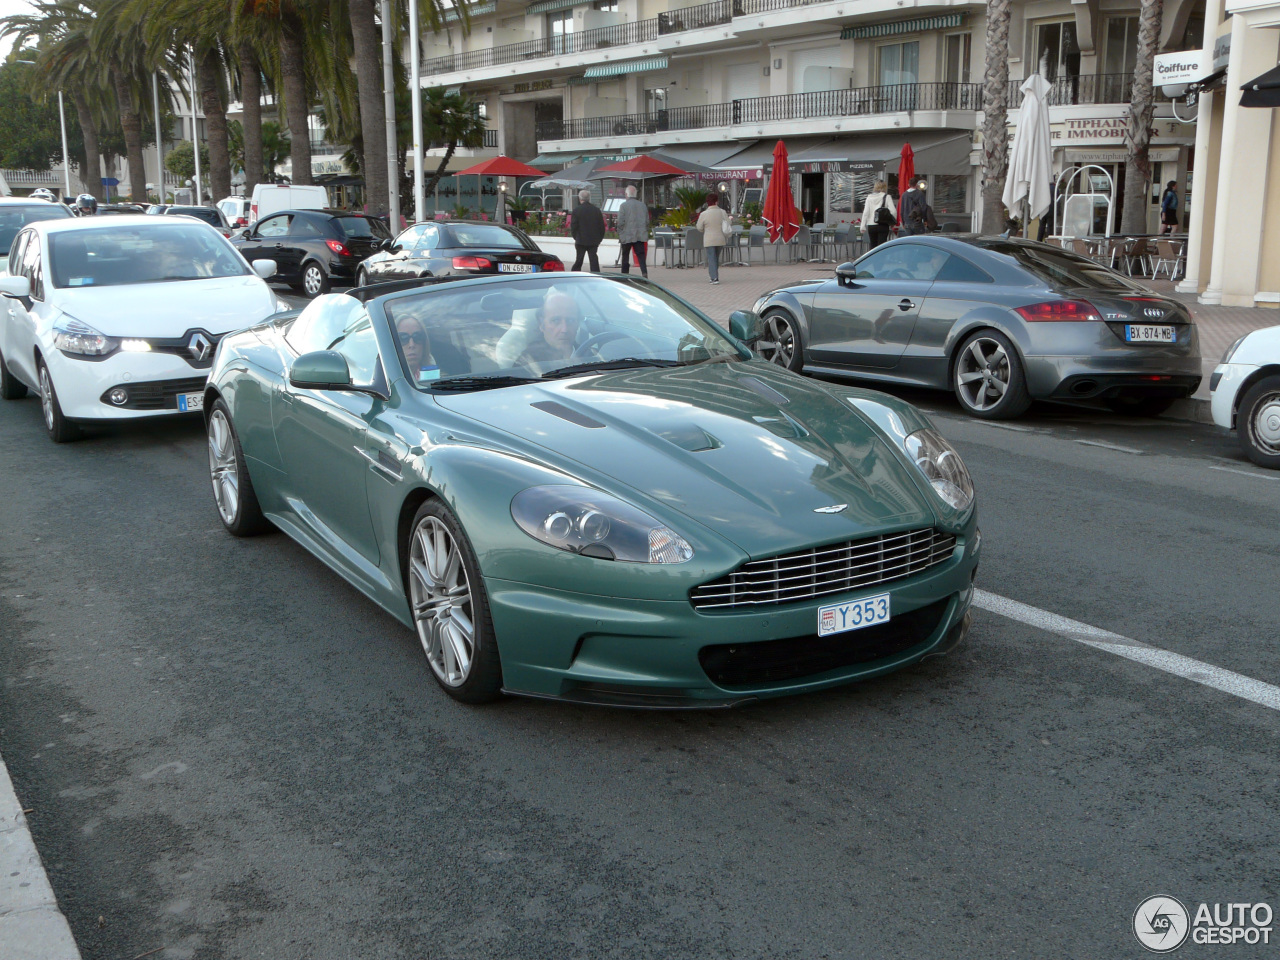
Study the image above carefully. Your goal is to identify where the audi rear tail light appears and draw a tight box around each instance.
[326,239,351,256]
[541,259,565,272]
[453,256,493,270]
[1014,299,1102,322]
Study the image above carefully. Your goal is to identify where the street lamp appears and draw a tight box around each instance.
[497,180,507,224]
[409,0,425,223]
[15,60,71,199]
[381,0,401,229]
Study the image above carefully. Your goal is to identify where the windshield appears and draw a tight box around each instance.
[168,207,223,227]
[979,241,1144,292]
[385,276,744,389]
[48,223,250,288]
[336,216,391,240]
[0,204,72,252]
[448,223,530,249]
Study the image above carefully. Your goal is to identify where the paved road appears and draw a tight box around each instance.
[2,366,1278,959]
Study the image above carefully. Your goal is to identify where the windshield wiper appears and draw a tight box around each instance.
[428,375,540,392]
[539,357,683,379]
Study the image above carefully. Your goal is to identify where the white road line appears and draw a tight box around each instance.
[0,751,81,959]
[1207,464,1280,482]
[974,421,1034,432]
[974,589,1280,713]
[1074,439,1144,454]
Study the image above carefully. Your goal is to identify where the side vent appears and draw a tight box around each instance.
[531,400,605,428]
[740,376,789,405]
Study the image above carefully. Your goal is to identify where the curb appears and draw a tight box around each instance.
[0,752,81,960]
[1162,396,1214,424]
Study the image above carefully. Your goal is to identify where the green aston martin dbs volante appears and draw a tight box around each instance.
[204,273,980,706]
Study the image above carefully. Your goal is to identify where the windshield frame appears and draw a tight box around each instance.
[47,222,252,289]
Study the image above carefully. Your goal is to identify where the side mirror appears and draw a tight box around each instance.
[377,238,392,251]
[252,259,278,279]
[240,228,252,240]
[0,276,32,300]
[835,262,860,287]
[728,309,764,345]
[289,351,352,391]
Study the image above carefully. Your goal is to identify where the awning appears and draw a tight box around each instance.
[443,1,494,22]
[583,56,668,79]
[841,13,965,40]
[526,0,577,14]
[658,143,748,169]
[1240,65,1280,108]
[531,151,581,167]
[717,131,973,175]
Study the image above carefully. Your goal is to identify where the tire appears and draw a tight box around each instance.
[36,358,80,442]
[1237,374,1280,470]
[355,267,368,287]
[406,499,503,704]
[757,309,804,372]
[1103,395,1176,418]
[301,262,330,298]
[0,348,27,400]
[952,329,1031,420]
[206,399,272,536]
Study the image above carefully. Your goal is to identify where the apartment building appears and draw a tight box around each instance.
[415,0,1205,230]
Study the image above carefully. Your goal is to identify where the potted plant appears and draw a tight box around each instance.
[506,195,532,223]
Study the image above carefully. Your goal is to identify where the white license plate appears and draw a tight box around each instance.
[818,593,891,637]
[177,392,204,413]
[498,263,535,273]
[1125,324,1175,343]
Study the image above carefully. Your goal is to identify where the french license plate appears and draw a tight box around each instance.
[818,593,891,637]
[1125,324,1175,343]
[177,392,204,413]
[498,263,535,273]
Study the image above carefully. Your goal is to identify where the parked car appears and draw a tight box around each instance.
[357,220,563,285]
[0,197,74,271]
[217,195,251,228]
[231,208,392,298]
[97,203,148,216]
[146,204,233,237]
[1211,323,1280,469]
[204,273,979,705]
[751,235,1203,419]
[0,216,282,442]
[249,183,327,224]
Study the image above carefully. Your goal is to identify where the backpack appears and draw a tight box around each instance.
[874,197,894,228]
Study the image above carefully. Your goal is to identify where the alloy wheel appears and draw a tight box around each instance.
[408,516,475,687]
[39,366,54,430]
[1250,391,1280,456]
[758,314,796,367]
[955,337,1011,412]
[303,266,324,296]
[207,409,239,525]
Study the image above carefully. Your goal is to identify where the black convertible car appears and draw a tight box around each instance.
[356,220,563,285]
[232,209,391,298]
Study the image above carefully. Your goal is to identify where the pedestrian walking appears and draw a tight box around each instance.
[569,189,605,272]
[899,179,934,235]
[1160,181,1180,235]
[617,185,650,278]
[694,193,732,284]
[859,181,896,249]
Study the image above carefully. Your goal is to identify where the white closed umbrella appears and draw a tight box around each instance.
[1003,73,1054,236]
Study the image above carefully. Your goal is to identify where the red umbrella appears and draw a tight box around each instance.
[596,155,690,176]
[762,140,799,244]
[897,143,915,226]
[455,156,547,177]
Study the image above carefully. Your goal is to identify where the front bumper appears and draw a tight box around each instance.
[487,519,980,707]
[45,348,209,421]
[1210,361,1257,429]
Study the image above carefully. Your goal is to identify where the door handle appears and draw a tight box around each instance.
[898,299,916,311]
[274,242,284,248]
[279,390,294,404]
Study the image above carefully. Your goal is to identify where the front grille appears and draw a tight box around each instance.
[100,376,207,411]
[147,329,225,369]
[690,528,957,610]
[699,598,950,687]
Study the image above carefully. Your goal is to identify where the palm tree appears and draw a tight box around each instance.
[421,87,486,197]
[234,0,315,186]
[1121,0,1163,233]
[980,0,1012,233]
[237,38,264,196]
[347,0,387,215]
[92,0,164,201]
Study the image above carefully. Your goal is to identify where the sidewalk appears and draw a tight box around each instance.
[604,259,1278,405]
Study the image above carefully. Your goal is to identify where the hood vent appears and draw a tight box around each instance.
[531,400,605,429]
[752,412,809,440]
[740,376,789,405]
[656,423,723,453]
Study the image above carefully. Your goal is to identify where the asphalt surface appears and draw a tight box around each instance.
[2,343,1279,959]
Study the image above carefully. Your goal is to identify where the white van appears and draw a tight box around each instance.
[249,184,328,224]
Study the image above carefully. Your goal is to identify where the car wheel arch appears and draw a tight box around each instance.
[1233,363,1280,426]
[945,317,1030,389]
[396,486,443,595]
[759,294,813,347]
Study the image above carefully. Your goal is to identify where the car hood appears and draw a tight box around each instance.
[433,362,937,558]
[51,275,276,337]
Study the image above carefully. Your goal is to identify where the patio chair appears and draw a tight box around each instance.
[809,222,829,261]
[832,222,855,261]
[723,225,746,266]
[1150,239,1184,280]
[1070,238,1097,261]
[746,225,769,265]
[682,226,704,268]
[653,229,678,268]
[1123,238,1154,277]
[780,225,810,264]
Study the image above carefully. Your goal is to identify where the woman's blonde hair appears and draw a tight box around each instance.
[873,180,887,192]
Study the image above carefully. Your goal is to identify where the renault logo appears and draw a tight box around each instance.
[814,504,848,514]
[188,332,213,362]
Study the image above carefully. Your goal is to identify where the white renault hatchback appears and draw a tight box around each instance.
[1211,323,1280,469]
[0,215,282,442]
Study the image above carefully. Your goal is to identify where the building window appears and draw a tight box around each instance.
[644,86,666,115]
[944,33,971,84]
[1103,17,1140,76]
[877,40,919,86]
[592,0,618,9]
[548,10,573,53]
[1033,20,1081,81]
[932,174,968,215]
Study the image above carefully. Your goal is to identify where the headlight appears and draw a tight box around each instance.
[511,485,693,563]
[274,297,293,312]
[53,318,116,357]
[1220,335,1246,365]
[903,429,974,511]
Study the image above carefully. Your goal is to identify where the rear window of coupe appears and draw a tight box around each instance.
[447,224,530,249]
[980,241,1143,292]
[336,216,391,240]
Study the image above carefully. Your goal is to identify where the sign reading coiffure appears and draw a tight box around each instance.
[1153,49,1213,85]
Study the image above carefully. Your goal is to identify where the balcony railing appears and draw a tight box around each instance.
[735,0,832,14]
[1008,73,1172,107]
[483,129,498,148]
[422,0,731,75]
[537,102,733,141]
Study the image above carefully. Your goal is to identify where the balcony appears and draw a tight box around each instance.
[1008,73,1172,107]
[536,82,981,143]
[422,0,731,77]
[483,128,499,148]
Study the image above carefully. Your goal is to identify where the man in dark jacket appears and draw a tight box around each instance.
[899,180,930,236]
[570,189,606,272]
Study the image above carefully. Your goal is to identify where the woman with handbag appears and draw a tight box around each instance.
[859,181,896,249]
[1160,181,1180,235]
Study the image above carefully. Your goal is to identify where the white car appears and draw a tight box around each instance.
[1211,323,1280,469]
[217,195,250,229]
[0,215,282,442]
[1,196,74,275]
